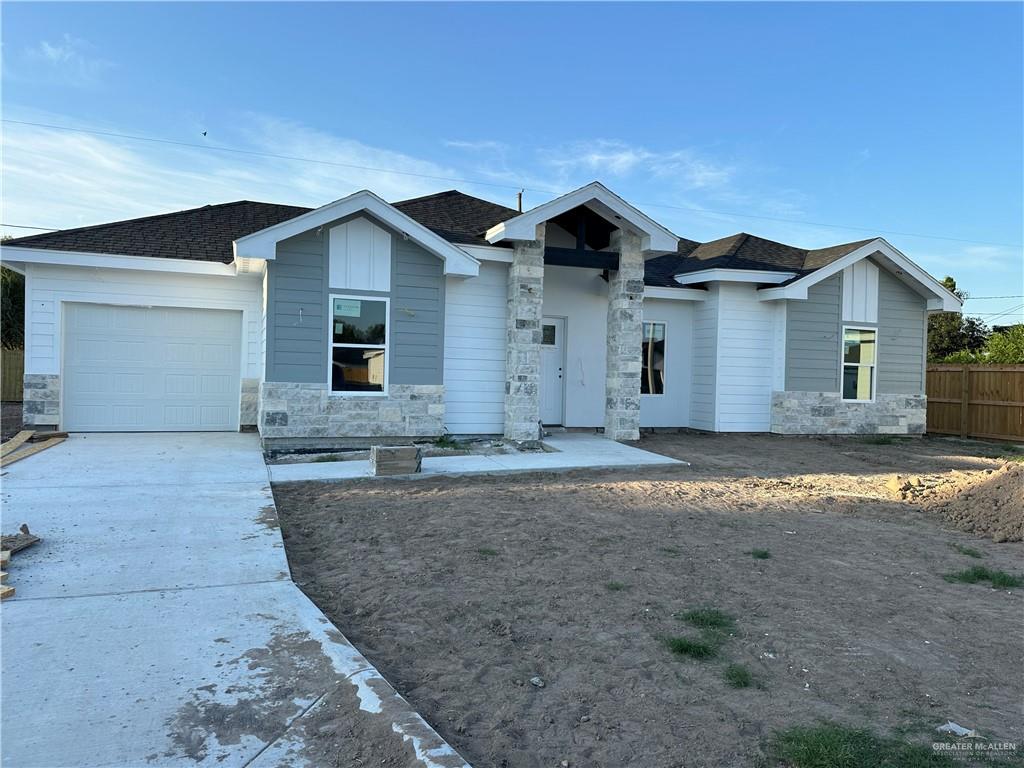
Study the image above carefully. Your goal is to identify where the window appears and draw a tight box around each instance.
[542,323,557,346]
[842,327,876,401]
[641,321,666,395]
[330,296,388,393]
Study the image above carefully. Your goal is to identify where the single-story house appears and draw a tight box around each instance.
[1,181,961,446]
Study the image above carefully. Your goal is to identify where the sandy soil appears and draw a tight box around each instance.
[274,433,1024,768]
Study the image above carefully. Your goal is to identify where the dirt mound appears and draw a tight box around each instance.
[933,462,1024,542]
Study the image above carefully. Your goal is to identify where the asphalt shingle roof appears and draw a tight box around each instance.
[3,190,877,287]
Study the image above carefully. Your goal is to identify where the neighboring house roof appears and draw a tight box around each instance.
[0,189,885,288]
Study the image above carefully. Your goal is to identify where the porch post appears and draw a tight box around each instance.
[503,223,546,442]
[604,229,644,441]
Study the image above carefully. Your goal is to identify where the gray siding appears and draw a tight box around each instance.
[265,215,445,385]
[785,274,841,392]
[876,267,927,395]
[388,238,444,385]
[266,230,327,383]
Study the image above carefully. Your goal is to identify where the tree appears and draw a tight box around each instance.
[1,265,24,350]
[927,276,989,361]
[982,325,1024,364]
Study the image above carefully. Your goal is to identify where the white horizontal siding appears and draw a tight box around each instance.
[24,264,263,380]
[443,261,508,434]
[714,283,775,431]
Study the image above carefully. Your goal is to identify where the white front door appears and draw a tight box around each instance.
[539,316,565,425]
[62,303,243,432]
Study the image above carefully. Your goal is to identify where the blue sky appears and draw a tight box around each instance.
[2,2,1021,322]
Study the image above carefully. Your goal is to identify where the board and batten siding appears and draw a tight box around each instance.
[876,267,927,395]
[265,215,445,386]
[785,274,841,392]
[443,261,508,434]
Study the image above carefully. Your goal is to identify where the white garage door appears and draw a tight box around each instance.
[63,303,243,432]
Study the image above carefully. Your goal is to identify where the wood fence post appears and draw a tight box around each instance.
[959,364,970,438]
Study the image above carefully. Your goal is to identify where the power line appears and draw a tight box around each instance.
[0,223,58,231]
[963,295,1024,300]
[4,117,1022,250]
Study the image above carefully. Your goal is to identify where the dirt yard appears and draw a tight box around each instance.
[274,433,1024,767]
[1,401,23,441]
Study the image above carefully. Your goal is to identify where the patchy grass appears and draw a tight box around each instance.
[769,722,958,768]
[676,607,737,633]
[944,566,1023,589]
[1000,452,1024,463]
[723,663,753,689]
[605,580,628,592]
[476,547,499,557]
[434,434,462,449]
[948,542,984,559]
[662,636,719,660]
[747,548,772,560]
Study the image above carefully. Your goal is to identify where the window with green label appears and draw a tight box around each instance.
[330,296,388,393]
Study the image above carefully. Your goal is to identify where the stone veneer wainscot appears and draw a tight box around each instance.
[23,373,60,427]
[771,391,926,435]
[259,382,445,439]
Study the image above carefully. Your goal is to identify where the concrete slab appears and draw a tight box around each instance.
[268,431,684,484]
[0,432,468,768]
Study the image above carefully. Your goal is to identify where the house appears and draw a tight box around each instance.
[0,182,961,446]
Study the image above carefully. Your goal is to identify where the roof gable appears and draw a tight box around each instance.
[232,190,480,276]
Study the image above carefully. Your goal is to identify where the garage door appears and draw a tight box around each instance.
[63,303,243,432]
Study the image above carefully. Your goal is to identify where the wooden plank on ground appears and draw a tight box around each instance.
[0,551,9,568]
[0,585,14,601]
[0,431,34,458]
[0,436,65,468]
[29,431,68,442]
[0,533,39,554]
[0,572,7,584]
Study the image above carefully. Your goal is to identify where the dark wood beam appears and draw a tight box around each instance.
[544,247,619,270]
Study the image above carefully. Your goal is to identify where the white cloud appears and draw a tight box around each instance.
[542,139,736,191]
[24,34,112,87]
[0,112,501,233]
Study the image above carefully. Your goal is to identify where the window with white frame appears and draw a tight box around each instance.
[330,296,388,393]
[842,327,876,401]
[641,321,666,395]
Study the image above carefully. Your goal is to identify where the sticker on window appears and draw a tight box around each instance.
[333,298,362,317]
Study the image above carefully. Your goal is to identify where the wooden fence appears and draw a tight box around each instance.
[926,364,1024,441]
[1,348,24,402]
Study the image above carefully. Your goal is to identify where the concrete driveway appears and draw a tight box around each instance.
[0,433,467,768]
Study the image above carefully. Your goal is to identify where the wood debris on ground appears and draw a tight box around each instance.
[0,431,66,467]
[1,525,40,555]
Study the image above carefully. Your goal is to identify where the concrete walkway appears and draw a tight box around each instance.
[0,433,468,768]
[269,431,683,483]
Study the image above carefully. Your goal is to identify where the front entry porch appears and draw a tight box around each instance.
[491,184,678,442]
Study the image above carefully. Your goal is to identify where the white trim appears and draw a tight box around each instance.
[640,319,667,397]
[328,293,390,397]
[840,325,878,403]
[459,244,514,264]
[485,182,678,253]
[757,238,962,312]
[643,286,708,301]
[234,190,479,277]
[673,268,797,286]
[1,246,237,276]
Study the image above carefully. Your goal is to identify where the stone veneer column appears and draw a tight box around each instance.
[503,224,545,442]
[604,229,645,441]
